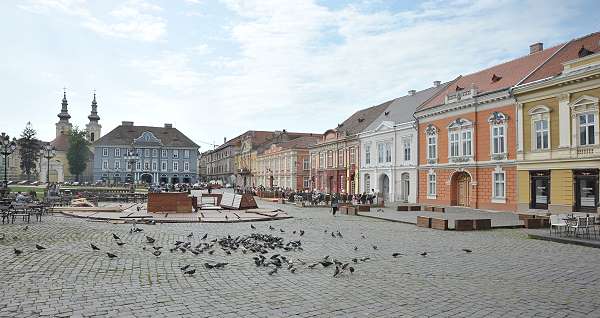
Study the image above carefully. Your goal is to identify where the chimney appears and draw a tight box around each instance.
[122,121,133,126]
[408,90,416,96]
[529,42,543,54]
[223,137,227,143]
[433,80,441,87]
[164,123,172,128]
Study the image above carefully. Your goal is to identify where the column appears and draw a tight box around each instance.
[558,93,571,148]
[517,103,524,153]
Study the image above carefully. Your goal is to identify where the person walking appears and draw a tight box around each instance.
[331,193,339,216]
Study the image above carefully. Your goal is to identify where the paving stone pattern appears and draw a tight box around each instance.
[1,203,599,317]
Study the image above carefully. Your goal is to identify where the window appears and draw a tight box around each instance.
[364,174,370,192]
[303,176,310,189]
[173,161,179,171]
[427,135,437,160]
[427,172,436,197]
[534,119,549,150]
[136,162,141,171]
[144,149,150,157]
[102,160,108,170]
[114,148,121,157]
[311,155,316,170]
[462,130,472,156]
[184,150,190,158]
[449,132,459,157]
[492,125,505,154]
[152,149,158,157]
[385,143,392,163]
[173,150,179,159]
[403,139,411,161]
[114,160,120,170]
[338,149,344,167]
[349,147,356,164]
[161,149,168,158]
[579,113,596,146]
[365,144,371,165]
[102,148,109,157]
[377,143,384,163]
[327,151,333,167]
[161,161,167,171]
[152,161,158,171]
[183,161,190,172]
[493,171,505,200]
[303,158,309,170]
[127,161,132,170]
[144,161,150,170]
[319,152,325,169]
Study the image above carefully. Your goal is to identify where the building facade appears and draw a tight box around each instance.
[93,122,199,185]
[255,135,319,190]
[358,84,446,204]
[310,102,389,194]
[514,33,600,213]
[415,42,562,211]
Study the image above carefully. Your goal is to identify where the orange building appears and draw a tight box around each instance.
[415,42,562,211]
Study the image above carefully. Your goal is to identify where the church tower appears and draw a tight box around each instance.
[55,90,72,138]
[86,92,101,142]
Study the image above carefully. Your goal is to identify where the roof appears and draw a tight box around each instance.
[213,130,317,153]
[257,135,321,155]
[334,99,392,136]
[363,84,449,132]
[521,32,600,84]
[418,42,563,112]
[94,124,199,148]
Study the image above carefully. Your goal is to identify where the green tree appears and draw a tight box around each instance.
[18,122,41,181]
[66,127,90,182]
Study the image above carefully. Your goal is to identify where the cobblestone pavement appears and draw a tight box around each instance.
[1,203,599,317]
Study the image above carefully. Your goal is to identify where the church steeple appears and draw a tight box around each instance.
[57,89,71,121]
[88,92,100,122]
[85,90,102,142]
[55,88,73,137]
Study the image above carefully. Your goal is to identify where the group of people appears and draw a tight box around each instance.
[330,189,376,215]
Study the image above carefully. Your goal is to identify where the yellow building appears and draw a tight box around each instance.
[514,33,600,213]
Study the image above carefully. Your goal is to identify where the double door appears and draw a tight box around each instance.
[575,171,599,212]
[530,171,550,210]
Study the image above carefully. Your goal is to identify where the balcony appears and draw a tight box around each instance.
[576,145,599,158]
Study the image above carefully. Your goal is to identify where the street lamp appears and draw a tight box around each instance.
[1,132,17,195]
[40,143,56,194]
[124,148,139,193]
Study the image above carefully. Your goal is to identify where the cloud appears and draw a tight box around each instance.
[19,0,166,42]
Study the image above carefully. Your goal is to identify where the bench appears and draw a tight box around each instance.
[397,205,421,211]
[431,218,448,230]
[357,205,371,212]
[417,216,431,228]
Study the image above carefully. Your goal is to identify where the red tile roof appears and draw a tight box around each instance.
[418,42,563,111]
[521,32,600,84]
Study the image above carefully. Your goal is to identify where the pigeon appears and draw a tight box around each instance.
[352,258,358,264]
[204,263,215,269]
[116,242,126,246]
[268,267,278,275]
[299,230,304,236]
[333,266,340,277]
[225,215,228,221]
[354,246,358,251]
[146,236,155,244]
[308,263,319,269]
[35,244,46,250]
[290,267,297,274]
[462,249,472,253]
[420,252,428,256]
[392,253,403,258]
[187,232,193,238]
[201,233,208,240]
[372,245,378,250]
[153,250,161,257]
[251,224,256,230]
[349,267,355,274]
[180,264,191,271]
[336,231,343,238]
[107,252,118,259]
[184,269,196,276]
[331,232,335,238]
[112,234,120,240]
[360,257,370,262]
[153,246,163,251]
[280,229,285,233]
[320,261,334,268]
[269,225,275,230]
[361,234,366,239]
[214,262,228,268]
[90,243,100,251]
[208,250,215,255]
[14,248,23,256]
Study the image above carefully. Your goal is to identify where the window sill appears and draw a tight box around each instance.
[491,197,506,204]
[427,195,437,200]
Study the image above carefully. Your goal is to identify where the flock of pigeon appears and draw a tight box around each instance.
[5,222,474,279]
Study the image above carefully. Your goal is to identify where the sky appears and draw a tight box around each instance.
[1,0,599,150]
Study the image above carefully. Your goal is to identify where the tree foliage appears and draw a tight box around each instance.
[18,122,41,180]
[67,127,90,181]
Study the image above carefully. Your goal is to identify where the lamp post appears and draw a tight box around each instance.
[124,148,139,193]
[1,133,17,196]
[40,143,56,194]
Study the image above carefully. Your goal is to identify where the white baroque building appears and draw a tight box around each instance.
[358,83,446,204]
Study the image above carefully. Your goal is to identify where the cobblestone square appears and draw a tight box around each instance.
[1,203,599,317]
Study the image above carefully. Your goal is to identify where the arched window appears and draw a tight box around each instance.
[447,118,474,161]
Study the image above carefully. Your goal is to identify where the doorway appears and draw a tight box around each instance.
[141,174,153,184]
[530,171,550,209]
[452,172,471,207]
[380,174,390,202]
[401,173,410,202]
[574,170,598,212]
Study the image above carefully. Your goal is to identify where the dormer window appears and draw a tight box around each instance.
[491,74,502,83]
[456,85,464,91]
[358,118,364,123]
[578,46,594,58]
